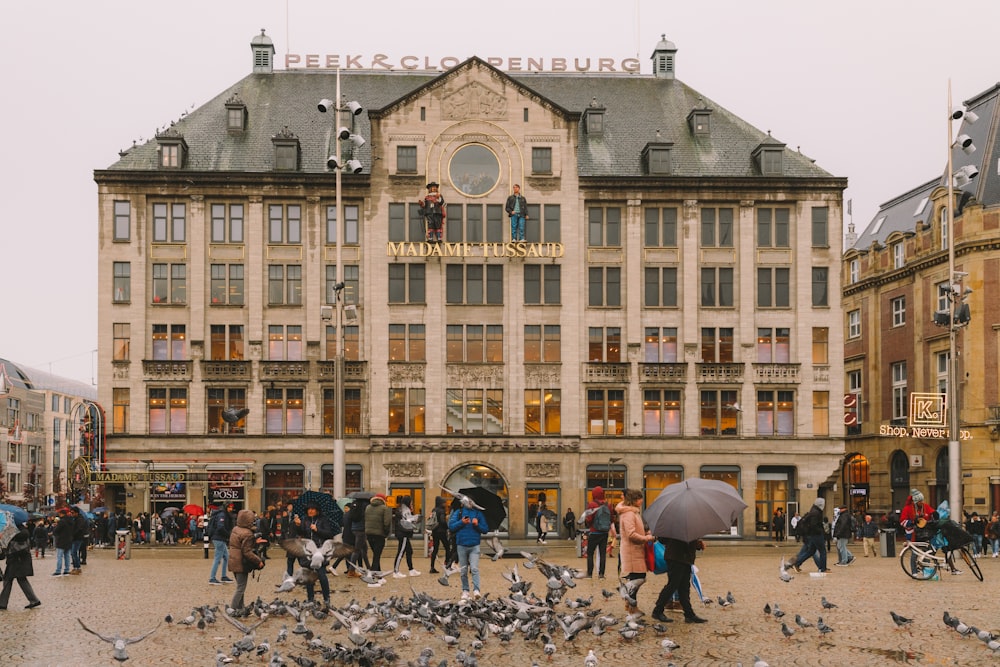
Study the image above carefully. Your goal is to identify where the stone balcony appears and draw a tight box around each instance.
[259,361,309,381]
[695,363,744,383]
[200,360,251,381]
[142,360,192,381]
[638,362,688,383]
[317,360,368,381]
[584,362,631,383]
[751,363,801,384]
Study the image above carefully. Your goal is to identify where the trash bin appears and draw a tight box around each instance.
[115,529,132,560]
[879,528,896,558]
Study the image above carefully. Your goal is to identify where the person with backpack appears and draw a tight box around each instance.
[427,496,450,574]
[784,498,829,573]
[207,505,235,585]
[833,505,856,566]
[585,486,612,579]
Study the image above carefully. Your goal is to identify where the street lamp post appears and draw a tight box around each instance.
[944,80,978,517]
[318,69,364,500]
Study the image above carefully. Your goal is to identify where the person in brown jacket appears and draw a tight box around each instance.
[228,509,263,611]
[616,489,656,614]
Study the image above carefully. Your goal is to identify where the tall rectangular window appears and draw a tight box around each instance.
[397,145,417,173]
[891,296,906,326]
[112,388,129,434]
[268,204,302,244]
[524,325,560,363]
[757,207,790,247]
[757,390,794,436]
[644,327,678,362]
[587,206,621,247]
[113,323,130,361]
[388,324,425,362]
[210,325,245,360]
[812,327,829,364]
[447,388,503,434]
[758,267,790,307]
[811,206,828,247]
[756,328,790,363]
[847,309,861,338]
[210,203,244,243]
[892,362,907,421]
[813,391,829,436]
[847,369,863,429]
[849,259,859,284]
[812,267,828,307]
[588,327,621,362]
[148,388,186,434]
[936,351,950,395]
[701,267,734,307]
[266,388,304,434]
[268,265,302,305]
[531,147,552,174]
[445,265,503,304]
[700,207,734,247]
[389,264,426,304]
[700,389,738,435]
[701,328,734,363]
[151,263,186,304]
[113,200,131,241]
[644,207,678,247]
[325,204,360,245]
[151,324,185,360]
[643,389,681,435]
[893,241,905,269]
[525,388,560,434]
[588,267,621,307]
[587,389,625,435]
[152,203,186,242]
[267,325,302,361]
[524,265,561,304]
[644,266,678,307]
[113,262,131,302]
[388,388,425,434]
[207,387,247,435]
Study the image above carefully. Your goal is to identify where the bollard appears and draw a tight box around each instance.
[204,532,210,559]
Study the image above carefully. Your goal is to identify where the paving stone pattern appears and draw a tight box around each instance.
[1,540,997,665]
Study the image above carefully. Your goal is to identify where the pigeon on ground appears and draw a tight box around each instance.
[890,611,914,630]
[816,617,834,634]
[771,603,785,620]
[820,596,837,610]
[77,618,160,662]
[716,595,732,609]
[763,602,771,615]
[753,656,770,667]
[780,622,795,640]
[778,556,793,582]
[794,614,813,629]
[584,649,598,667]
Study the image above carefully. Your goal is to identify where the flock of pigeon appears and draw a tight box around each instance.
[75,549,701,665]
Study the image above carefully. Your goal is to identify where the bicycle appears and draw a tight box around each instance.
[898,540,983,581]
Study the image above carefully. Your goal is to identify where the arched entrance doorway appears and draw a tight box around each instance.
[441,463,509,533]
[841,453,870,513]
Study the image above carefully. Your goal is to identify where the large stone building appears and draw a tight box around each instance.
[94,32,846,537]
[0,359,99,510]
[842,83,1000,517]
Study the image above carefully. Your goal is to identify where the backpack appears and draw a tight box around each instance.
[426,510,439,531]
[592,504,612,533]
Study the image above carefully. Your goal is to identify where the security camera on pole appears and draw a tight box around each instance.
[318,70,364,499]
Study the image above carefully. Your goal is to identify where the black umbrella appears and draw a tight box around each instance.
[458,487,507,532]
[292,490,344,536]
[348,491,376,501]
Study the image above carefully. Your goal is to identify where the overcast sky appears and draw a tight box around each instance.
[3,0,998,385]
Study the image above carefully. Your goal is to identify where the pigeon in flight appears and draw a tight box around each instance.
[221,407,250,424]
[77,618,160,662]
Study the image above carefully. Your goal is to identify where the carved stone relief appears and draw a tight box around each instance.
[443,82,508,120]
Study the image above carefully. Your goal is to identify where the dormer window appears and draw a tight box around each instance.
[271,126,300,171]
[225,93,247,134]
[687,108,712,136]
[155,128,188,169]
[642,142,673,175]
[583,99,605,136]
[752,139,785,176]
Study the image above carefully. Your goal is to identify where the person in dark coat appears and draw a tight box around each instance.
[31,519,48,558]
[52,513,74,576]
[292,504,334,605]
[651,537,707,624]
[0,525,42,609]
[364,494,392,572]
[347,499,370,571]
[428,496,450,574]
[69,506,86,574]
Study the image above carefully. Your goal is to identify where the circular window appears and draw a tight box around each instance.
[448,144,500,197]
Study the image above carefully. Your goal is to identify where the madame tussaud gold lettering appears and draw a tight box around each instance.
[387,242,564,259]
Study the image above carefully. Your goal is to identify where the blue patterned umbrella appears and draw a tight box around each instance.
[0,503,28,526]
[292,490,344,536]
[0,510,19,549]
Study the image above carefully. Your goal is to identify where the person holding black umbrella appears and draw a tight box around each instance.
[293,504,333,606]
[650,537,707,624]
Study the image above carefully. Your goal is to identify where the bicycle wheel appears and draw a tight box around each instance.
[899,543,936,580]
[960,547,984,581]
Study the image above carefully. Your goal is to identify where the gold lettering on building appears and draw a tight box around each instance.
[386,242,564,259]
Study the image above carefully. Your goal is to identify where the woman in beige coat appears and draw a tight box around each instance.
[616,488,656,614]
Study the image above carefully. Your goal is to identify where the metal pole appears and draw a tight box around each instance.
[946,80,962,517]
[333,67,346,500]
